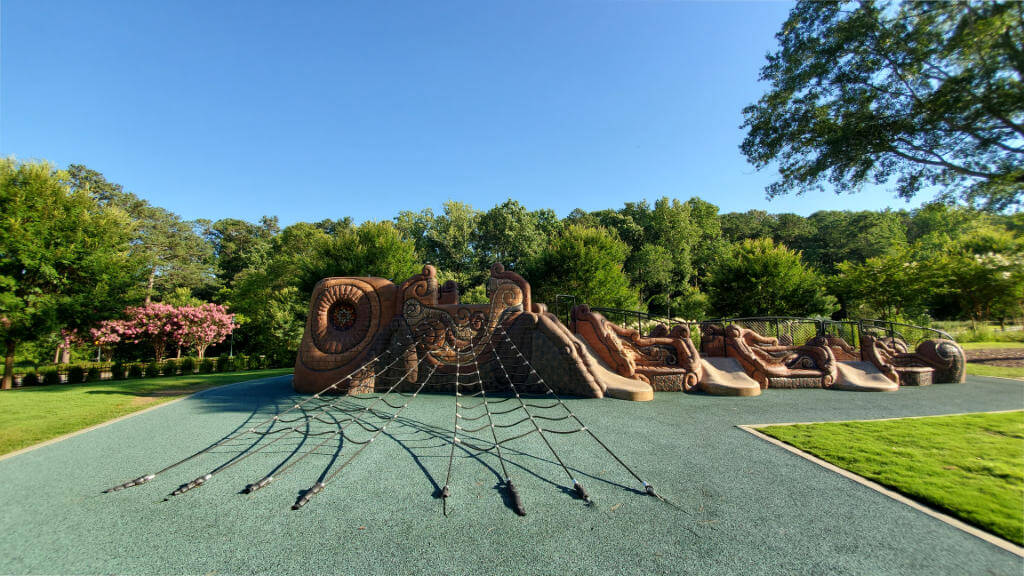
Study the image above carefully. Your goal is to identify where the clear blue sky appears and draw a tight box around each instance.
[2,0,924,225]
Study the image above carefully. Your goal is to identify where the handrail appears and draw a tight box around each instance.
[579,307,957,346]
[586,306,692,335]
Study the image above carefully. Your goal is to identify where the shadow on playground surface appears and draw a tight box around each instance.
[0,373,1021,575]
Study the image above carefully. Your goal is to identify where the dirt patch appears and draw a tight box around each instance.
[965,348,1024,368]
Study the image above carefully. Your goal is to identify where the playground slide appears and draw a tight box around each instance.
[833,361,899,392]
[577,340,655,402]
[699,357,762,396]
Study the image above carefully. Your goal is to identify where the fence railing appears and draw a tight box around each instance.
[857,319,954,349]
[582,306,957,353]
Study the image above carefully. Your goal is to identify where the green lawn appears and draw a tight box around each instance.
[757,411,1024,545]
[966,364,1024,379]
[960,341,1024,350]
[0,369,292,456]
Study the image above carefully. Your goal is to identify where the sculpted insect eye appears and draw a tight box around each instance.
[328,302,356,331]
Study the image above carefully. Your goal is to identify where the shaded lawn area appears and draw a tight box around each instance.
[0,369,292,456]
[967,364,1024,379]
[757,411,1024,545]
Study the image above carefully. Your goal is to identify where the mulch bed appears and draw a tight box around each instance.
[965,348,1024,368]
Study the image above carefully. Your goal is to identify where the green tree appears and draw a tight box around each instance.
[684,197,726,284]
[831,248,933,321]
[526,225,639,310]
[425,201,480,287]
[720,210,775,243]
[708,238,836,317]
[474,199,546,271]
[803,210,908,273]
[394,208,435,261]
[930,226,1024,326]
[207,216,279,286]
[742,1,1024,210]
[1,160,141,388]
[628,244,674,307]
[66,164,217,302]
[228,224,327,360]
[162,287,205,307]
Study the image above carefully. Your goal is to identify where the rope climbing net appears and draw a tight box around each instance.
[106,318,677,516]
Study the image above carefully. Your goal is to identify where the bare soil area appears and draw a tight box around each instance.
[965,348,1024,368]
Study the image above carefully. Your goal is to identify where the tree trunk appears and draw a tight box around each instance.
[3,340,14,390]
[198,345,207,360]
[54,344,62,364]
[144,269,156,305]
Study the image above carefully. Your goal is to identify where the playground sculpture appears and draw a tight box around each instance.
[295,263,652,400]
[106,263,968,517]
[294,264,966,400]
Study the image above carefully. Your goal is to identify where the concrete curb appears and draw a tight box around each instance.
[0,373,293,463]
[739,414,1024,558]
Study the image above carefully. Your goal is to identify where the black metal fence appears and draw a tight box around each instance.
[857,319,954,349]
[583,306,956,352]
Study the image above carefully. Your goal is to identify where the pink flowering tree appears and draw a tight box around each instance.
[89,302,234,362]
[175,303,234,360]
[90,319,132,360]
[116,303,183,361]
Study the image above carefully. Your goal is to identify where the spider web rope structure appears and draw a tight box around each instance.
[435,321,681,516]
[105,314,678,516]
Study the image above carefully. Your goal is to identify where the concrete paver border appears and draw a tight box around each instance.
[739,411,1024,558]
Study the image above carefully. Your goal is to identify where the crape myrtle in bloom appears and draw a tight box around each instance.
[90,303,234,361]
[175,303,234,360]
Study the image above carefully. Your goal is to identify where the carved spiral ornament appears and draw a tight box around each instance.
[311,283,376,355]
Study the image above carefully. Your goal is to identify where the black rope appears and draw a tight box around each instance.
[248,357,439,495]
[292,363,439,510]
[171,349,436,498]
[473,353,525,516]
[493,323,681,510]
[485,332,592,506]
[105,329,419,493]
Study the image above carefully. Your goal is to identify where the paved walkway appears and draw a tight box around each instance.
[0,374,1021,575]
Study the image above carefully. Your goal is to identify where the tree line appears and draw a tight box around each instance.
[1,158,1021,386]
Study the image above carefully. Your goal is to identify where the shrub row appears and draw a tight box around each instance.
[13,354,285,386]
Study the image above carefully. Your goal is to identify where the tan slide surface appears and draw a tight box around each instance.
[699,357,762,396]
[577,340,654,401]
[834,361,899,392]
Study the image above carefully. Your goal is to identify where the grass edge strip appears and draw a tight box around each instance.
[736,422,1024,559]
[0,374,294,463]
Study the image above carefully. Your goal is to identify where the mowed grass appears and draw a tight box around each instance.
[758,411,1024,545]
[0,369,292,456]
[960,342,1024,350]
[967,364,1024,379]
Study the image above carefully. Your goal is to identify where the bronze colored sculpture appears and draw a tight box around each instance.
[294,264,966,399]
[294,263,650,400]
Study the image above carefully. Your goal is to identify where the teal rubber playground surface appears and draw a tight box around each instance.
[0,374,1022,575]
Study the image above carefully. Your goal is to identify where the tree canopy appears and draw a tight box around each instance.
[526,225,639,310]
[742,0,1024,210]
[0,159,143,387]
[3,159,1023,372]
[708,238,836,318]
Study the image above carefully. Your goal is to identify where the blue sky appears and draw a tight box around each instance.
[2,1,925,225]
